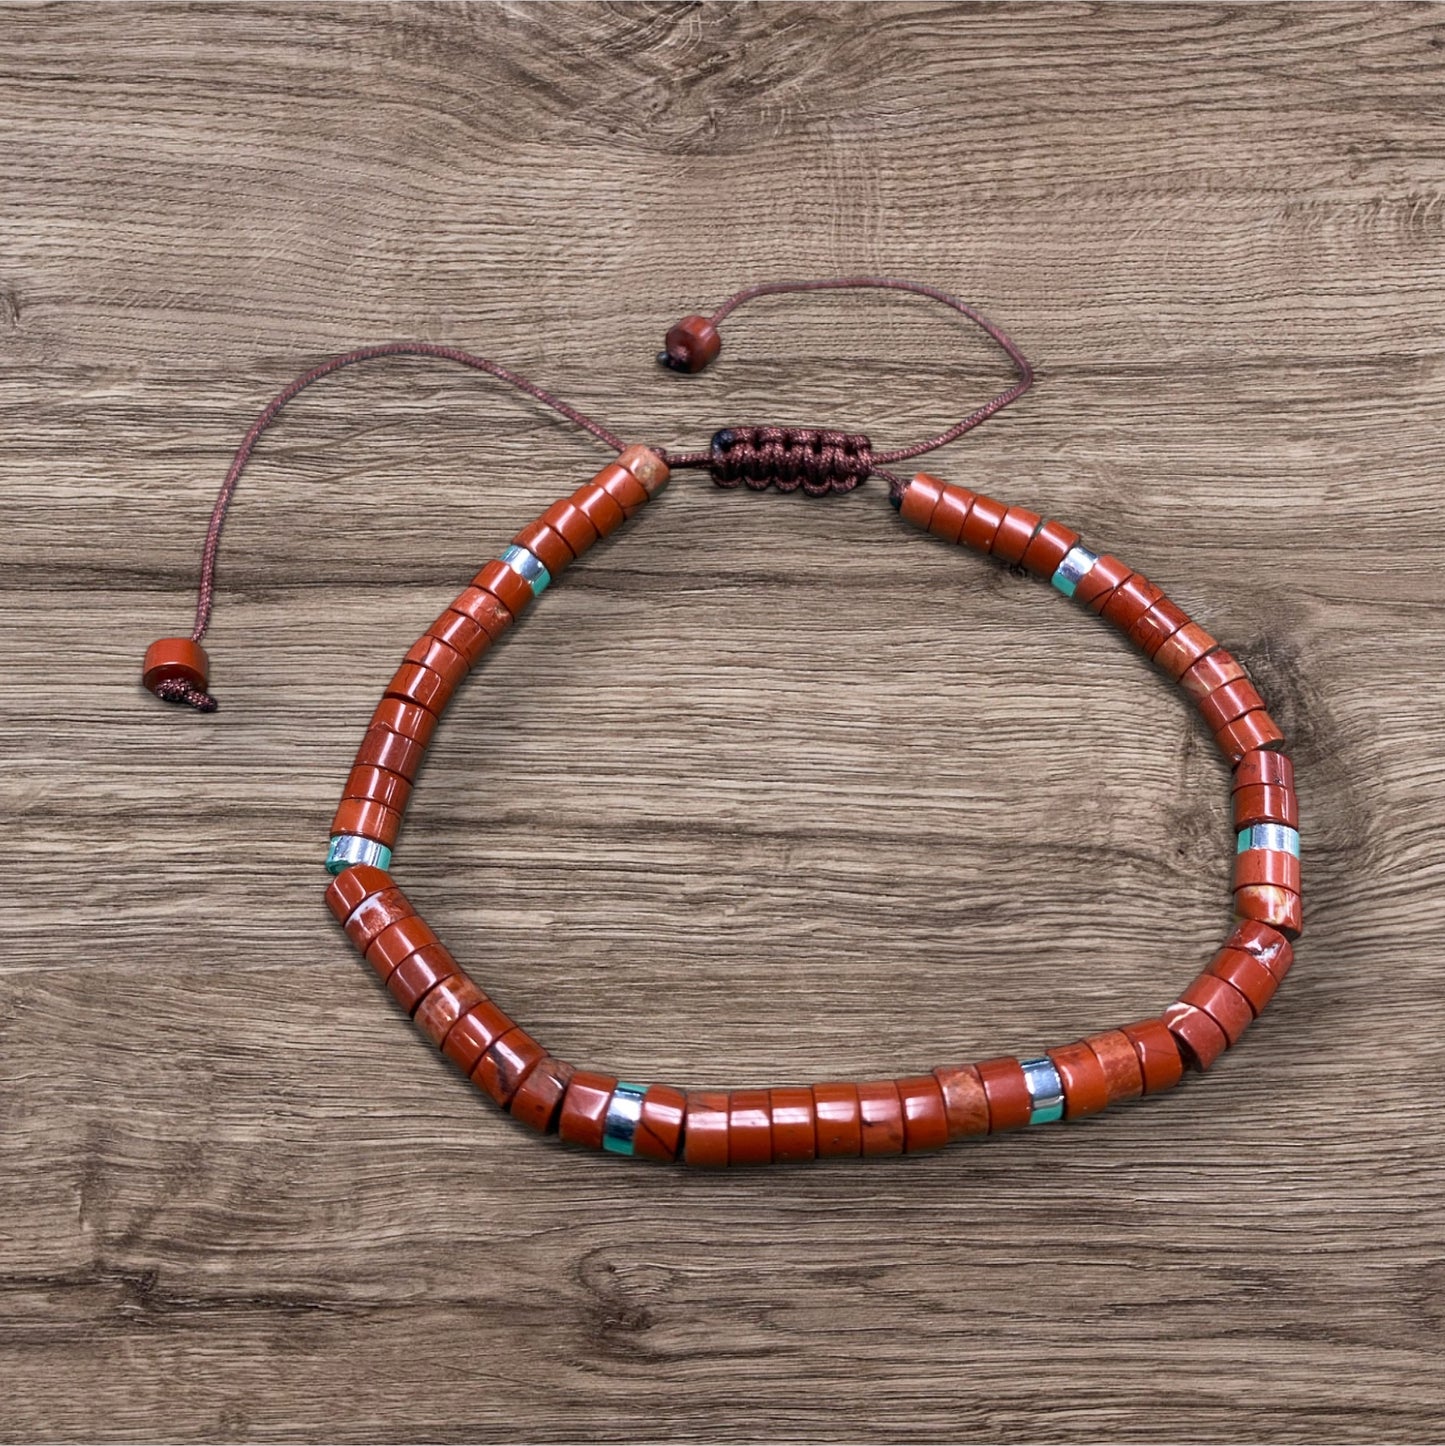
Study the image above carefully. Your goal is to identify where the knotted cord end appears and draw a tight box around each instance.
[658,315,722,374]
[143,636,217,713]
[710,425,873,495]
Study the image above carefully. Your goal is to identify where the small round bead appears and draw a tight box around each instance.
[325,834,392,876]
[1019,1055,1065,1124]
[559,1071,619,1151]
[600,1081,648,1156]
[683,1090,730,1168]
[633,1084,687,1161]
[975,1056,1032,1131]
[661,315,721,372]
[509,1057,575,1134]
[812,1082,863,1157]
[768,1087,817,1163]
[1120,1018,1185,1094]
[142,636,209,695]
[1046,1041,1110,1118]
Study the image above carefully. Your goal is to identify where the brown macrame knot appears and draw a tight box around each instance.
[709,426,873,496]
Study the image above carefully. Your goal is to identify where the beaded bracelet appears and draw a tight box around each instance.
[144,276,1299,1167]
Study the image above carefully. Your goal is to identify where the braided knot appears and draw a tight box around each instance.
[709,426,873,496]
[153,677,218,712]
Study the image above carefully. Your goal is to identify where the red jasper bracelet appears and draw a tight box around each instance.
[144,276,1299,1166]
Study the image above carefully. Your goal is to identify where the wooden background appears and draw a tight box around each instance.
[2,3,1442,1441]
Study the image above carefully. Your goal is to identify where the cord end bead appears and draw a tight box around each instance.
[658,315,721,373]
[142,636,216,711]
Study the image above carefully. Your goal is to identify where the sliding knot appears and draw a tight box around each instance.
[710,426,873,496]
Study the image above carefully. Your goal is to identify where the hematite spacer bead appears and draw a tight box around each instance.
[1050,544,1099,598]
[1020,1056,1065,1123]
[1237,823,1300,857]
[602,1081,647,1156]
[499,544,551,597]
[326,834,393,874]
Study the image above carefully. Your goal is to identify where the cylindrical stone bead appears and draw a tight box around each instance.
[1047,1042,1110,1118]
[662,315,720,372]
[931,1064,991,1139]
[571,481,626,538]
[1153,621,1218,681]
[1083,1030,1145,1103]
[1178,974,1253,1046]
[385,662,453,718]
[1121,1018,1185,1094]
[1128,597,1191,660]
[991,505,1042,564]
[475,1027,547,1108]
[450,585,515,642]
[142,636,209,695]
[1181,649,1248,702]
[900,474,945,530]
[428,608,493,669]
[1228,919,1294,980]
[768,1087,817,1163]
[1101,574,1164,631]
[509,1056,575,1134]
[342,764,411,814]
[1075,554,1132,611]
[538,498,601,558]
[354,724,424,781]
[896,1075,949,1153]
[1163,1001,1228,1070]
[1216,710,1286,762]
[388,944,463,1013]
[927,484,976,544]
[442,997,511,1076]
[473,559,535,618]
[616,444,670,498]
[1234,784,1299,829]
[633,1083,687,1161]
[325,864,393,924]
[589,462,650,519]
[559,1071,619,1151]
[812,1082,863,1157]
[728,1090,773,1166]
[1206,948,1280,1017]
[403,635,469,694]
[683,1090,730,1168]
[1197,678,1267,733]
[857,1080,906,1156]
[975,1056,1032,1131]
[330,797,402,848]
[365,914,441,983]
[414,975,486,1048]
[1236,883,1302,937]
[512,519,575,578]
[1021,519,1081,578]
[959,494,1007,553]
[1234,849,1301,893]
[372,696,438,747]
[342,886,414,952]
[1235,749,1294,791]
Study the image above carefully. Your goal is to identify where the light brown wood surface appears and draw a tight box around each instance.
[3,3,1443,1441]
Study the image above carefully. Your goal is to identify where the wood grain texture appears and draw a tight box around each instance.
[3,2,1444,1440]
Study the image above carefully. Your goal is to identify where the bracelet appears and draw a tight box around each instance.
[143,276,1300,1168]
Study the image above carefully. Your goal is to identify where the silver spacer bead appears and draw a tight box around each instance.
[499,543,551,597]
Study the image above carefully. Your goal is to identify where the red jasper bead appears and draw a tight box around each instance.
[142,636,209,696]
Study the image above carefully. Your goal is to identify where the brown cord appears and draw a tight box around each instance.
[148,277,1032,709]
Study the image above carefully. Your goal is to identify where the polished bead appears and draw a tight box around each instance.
[1206,947,1280,1016]
[1234,848,1301,893]
[511,519,574,577]
[1021,519,1080,578]
[900,474,945,530]
[768,1087,817,1163]
[683,1090,730,1167]
[1181,649,1248,702]
[388,944,463,1012]
[1050,544,1099,598]
[1227,919,1294,981]
[330,797,402,849]
[812,1082,863,1156]
[896,1075,949,1152]
[560,1071,619,1151]
[473,559,535,617]
[414,975,485,1048]
[1153,621,1217,680]
[1020,1055,1065,1124]
[499,543,551,597]
[1216,710,1286,763]
[976,1056,1032,1131]
[571,481,626,538]
[402,635,469,693]
[450,585,515,642]
[342,764,411,814]
[371,696,438,746]
[1178,973,1253,1046]
[1100,573,1163,631]
[856,1079,905,1156]
[1083,1030,1145,1102]
[728,1089,774,1165]
[1163,1001,1228,1070]
[661,315,721,372]
[1076,553,1132,611]
[1046,1041,1110,1118]
[366,915,442,984]
[931,1064,991,1139]
[326,834,392,874]
[1234,783,1299,829]
[1237,823,1300,857]
[442,998,509,1075]
[342,886,414,952]
[1121,1018,1185,1094]
[475,1027,546,1107]
[1197,678,1266,732]
[617,444,670,498]
[634,1084,687,1161]
[509,1057,575,1134]
[959,493,1007,552]
[1128,597,1190,659]
[353,724,424,780]
[1234,749,1294,791]
[602,1081,648,1156]
[1235,882,1302,937]
[142,636,209,696]
[591,462,651,518]
[928,483,976,543]
[991,505,1042,564]
[324,862,392,923]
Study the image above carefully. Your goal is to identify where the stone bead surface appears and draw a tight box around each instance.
[769,1087,817,1163]
[900,474,945,530]
[1121,1018,1185,1094]
[1206,947,1280,1016]
[1235,883,1303,937]
[1047,1041,1110,1117]
[976,1056,1032,1131]
[560,1071,619,1151]
[812,1082,863,1156]
[932,1064,991,1139]
[617,444,670,497]
[634,1084,687,1161]
[1163,1001,1228,1070]
[1021,519,1080,578]
[508,1057,575,1134]
[728,1090,773,1166]
[142,636,210,695]
[683,1090,730,1168]
[475,1027,547,1107]
[414,975,486,1048]
[1179,973,1254,1045]
[387,944,463,1012]
[330,797,402,849]
[857,1079,906,1156]
[896,1075,949,1152]
[1083,1030,1145,1102]
[474,558,535,617]
[1153,621,1217,680]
